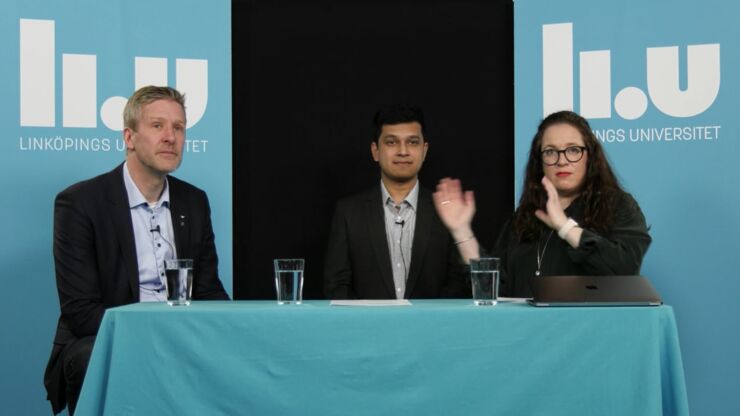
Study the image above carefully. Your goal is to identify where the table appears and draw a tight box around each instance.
[76,300,689,415]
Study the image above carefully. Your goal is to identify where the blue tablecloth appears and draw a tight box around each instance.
[76,300,689,415]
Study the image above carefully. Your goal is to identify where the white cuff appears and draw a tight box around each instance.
[558,218,579,239]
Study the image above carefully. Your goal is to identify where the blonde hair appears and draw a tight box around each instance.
[123,86,186,130]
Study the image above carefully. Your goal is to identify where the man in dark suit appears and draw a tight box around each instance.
[324,105,466,299]
[44,86,229,415]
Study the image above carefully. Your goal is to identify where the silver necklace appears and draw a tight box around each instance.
[536,230,554,276]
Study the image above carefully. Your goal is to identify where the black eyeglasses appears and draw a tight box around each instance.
[541,146,587,166]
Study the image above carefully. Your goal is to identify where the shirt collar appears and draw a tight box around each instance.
[123,161,170,209]
[380,179,419,211]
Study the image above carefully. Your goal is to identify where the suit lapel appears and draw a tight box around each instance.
[365,187,396,297]
[168,178,190,260]
[405,188,432,297]
[106,164,140,301]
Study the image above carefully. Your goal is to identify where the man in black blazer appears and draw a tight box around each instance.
[324,106,466,299]
[44,86,229,415]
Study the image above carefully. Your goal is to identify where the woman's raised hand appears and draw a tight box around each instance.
[433,177,476,234]
[534,176,568,231]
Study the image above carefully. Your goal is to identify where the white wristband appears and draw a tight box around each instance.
[558,218,578,239]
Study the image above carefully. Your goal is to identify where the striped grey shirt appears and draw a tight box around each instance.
[380,180,419,299]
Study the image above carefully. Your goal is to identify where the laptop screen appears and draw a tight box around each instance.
[529,275,663,307]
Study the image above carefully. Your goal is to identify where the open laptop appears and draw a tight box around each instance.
[528,275,662,307]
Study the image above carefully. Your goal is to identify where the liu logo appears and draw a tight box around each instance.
[19,18,208,131]
[542,23,720,120]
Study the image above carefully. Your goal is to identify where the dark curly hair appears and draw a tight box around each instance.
[512,111,623,241]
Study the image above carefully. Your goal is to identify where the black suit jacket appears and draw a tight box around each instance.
[44,163,229,413]
[324,185,466,299]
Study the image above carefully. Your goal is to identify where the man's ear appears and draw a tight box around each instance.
[371,141,380,162]
[123,128,135,150]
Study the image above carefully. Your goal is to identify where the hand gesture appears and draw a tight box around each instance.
[534,176,568,231]
[433,177,476,234]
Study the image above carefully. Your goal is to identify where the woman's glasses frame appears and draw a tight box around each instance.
[541,146,587,166]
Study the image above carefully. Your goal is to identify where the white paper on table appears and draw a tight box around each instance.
[330,299,412,306]
[497,297,530,303]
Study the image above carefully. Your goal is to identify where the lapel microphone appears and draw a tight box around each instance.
[395,218,405,226]
[149,225,161,233]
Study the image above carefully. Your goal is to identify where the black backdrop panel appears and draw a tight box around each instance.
[232,0,514,299]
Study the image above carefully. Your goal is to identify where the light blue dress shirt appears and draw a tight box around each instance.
[123,162,177,302]
[380,180,418,299]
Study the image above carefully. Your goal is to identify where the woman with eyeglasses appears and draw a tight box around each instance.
[433,110,652,297]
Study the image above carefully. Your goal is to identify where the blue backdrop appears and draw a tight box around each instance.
[0,1,232,414]
[515,1,739,414]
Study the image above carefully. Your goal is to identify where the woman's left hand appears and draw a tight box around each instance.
[534,176,568,231]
